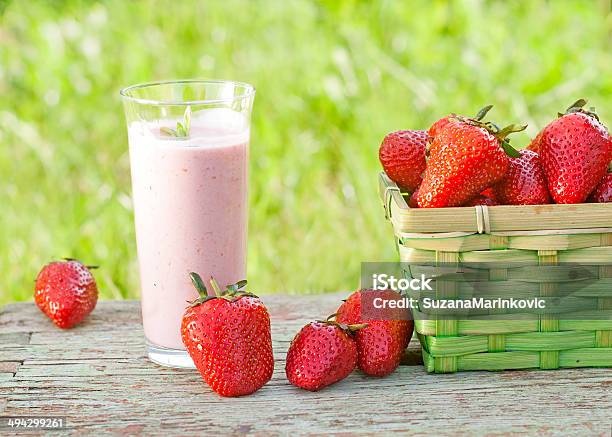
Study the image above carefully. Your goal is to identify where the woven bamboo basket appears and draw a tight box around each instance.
[378,172,612,373]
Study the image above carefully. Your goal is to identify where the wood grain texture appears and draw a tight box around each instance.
[1,297,611,436]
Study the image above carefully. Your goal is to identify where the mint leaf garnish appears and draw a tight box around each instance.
[160,106,191,138]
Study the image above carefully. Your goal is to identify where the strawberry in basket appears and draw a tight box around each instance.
[379,130,427,192]
[537,99,611,204]
[589,173,612,203]
[417,107,526,208]
[464,195,498,206]
[492,149,551,205]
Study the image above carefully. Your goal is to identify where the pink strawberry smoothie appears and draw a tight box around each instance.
[128,109,249,350]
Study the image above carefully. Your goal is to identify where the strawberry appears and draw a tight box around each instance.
[285,321,359,391]
[428,115,454,140]
[417,107,525,208]
[492,149,551,205]
[428,106,493,141]
[181,273,273,397]
[539,99,611,204]
[379,130,427,192]
[408,186,419,208]
[588,173,612,203]
[34,259,98,329]
[480,187,497,203]
[336,290,413,377]
[464,195,497,207]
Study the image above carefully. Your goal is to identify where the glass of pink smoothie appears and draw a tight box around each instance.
[120,80,254,367]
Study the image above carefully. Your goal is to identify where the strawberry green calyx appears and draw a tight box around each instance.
[318,314,368,333]
[500,140,522,158]
[215,277,258,301]
[187,272,257,307]
[474,104,493,122]
[227,279,248,293]
[450,107,526,158]
[187,272,216,307]
[209,277,223,296]
[496,124,527,158]
[558,98,600,121]
[62,257,99,270]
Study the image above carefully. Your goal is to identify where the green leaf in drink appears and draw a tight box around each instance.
[160,106,192,138]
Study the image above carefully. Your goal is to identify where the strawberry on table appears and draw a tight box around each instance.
[539,99,611,204]
[379,130,427,192]
[181,273,274,397]
[336,290,413,377]
[492,149,551,205]
[285,320,360,391]
[417,106,526,208]
[34,259,98,329]
[588,173,612,203]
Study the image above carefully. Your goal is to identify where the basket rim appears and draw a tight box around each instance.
[379,172,612,234]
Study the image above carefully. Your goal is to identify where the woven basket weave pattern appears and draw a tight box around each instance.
[379,172,612,373]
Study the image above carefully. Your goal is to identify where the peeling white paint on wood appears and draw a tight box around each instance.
[1,296,610,435]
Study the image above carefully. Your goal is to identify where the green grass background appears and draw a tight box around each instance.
[1,0,610,304]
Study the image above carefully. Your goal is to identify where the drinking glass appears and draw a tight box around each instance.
[120,80,254,367]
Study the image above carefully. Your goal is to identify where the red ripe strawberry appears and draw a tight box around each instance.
[588,173,612,203]
[417,109,525,208]
[408,186,419,208]
[480,187,497,203]
[428,115,454,140]
[492,149,551,205]
[379,130,427,192]
[428,106,492,141]
[336,290,413,377]
[34,259,98,329]
[285,321,358,391]
[464,195,497,207]
[539,99,611,204]
[181,274,273,397]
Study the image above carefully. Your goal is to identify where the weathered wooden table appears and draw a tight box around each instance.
[1,294,610,436]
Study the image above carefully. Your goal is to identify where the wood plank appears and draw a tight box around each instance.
[1,298,611,435]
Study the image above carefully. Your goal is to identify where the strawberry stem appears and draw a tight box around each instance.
[315,318,368,334]
[347,323,369,332]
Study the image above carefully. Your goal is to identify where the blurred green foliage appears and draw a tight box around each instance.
[1,0,610,304]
